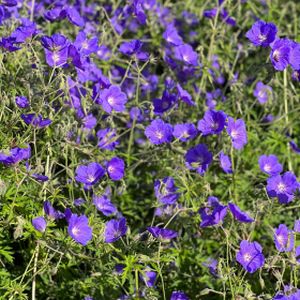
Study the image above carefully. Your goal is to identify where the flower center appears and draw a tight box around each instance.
[182,131,190,138]
[72,226,80,236]
[273,49,281,62]
[52,52,60,63]
[243,253,252,262]
[258,34,267,42]
[155,131,164,139]
[277,182,286,193]
[108,166,114,173]
[107,96,115,106]
[87,175,95,183]
[258,90,266,98]
[277,234,285,246]
[264,164,271,172]
[82,41,89,49]
[231,130,239,139]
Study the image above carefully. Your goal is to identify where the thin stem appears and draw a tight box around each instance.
[283,69,292,171]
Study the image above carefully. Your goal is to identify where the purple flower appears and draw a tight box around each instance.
[154,177,180,205]
[170,291,189,300]
[97,85,128,113]
[147,226,178,240]
[119,40,149,61]
[97,128,119,151]
[65,6,85,27]
[104,218,127,243]
[270,39,291,71]
[0,145,31,165]
[32,216,47,232]
[199,196,227,228]
[246,20,277,47]
[197,110,226,136]
[290,140,300,153]
[41,34,70,67]
[75,162,105,188]
[142,269,157,287]
[82,114,97,131]
[44,201,61,220]
[266,172,298,204]
[32,174,49,182]
[185,144,213,175]
[202,258,218,277]
[228,203,254,223]
[145,119,173,145]
[289,42,300,71]
[236,240,265,273]
[173,123,197,142]
[163,24,183,46]
[294,220,300,232]
[174,44,198,66]
[153,90,177,114]
[68,214,93,246]
[274,224,294,252]
[15,96,29,108]
[219,151,232,174]
[226,117,247,150]
[21,114,52,128]
[93,194,117,216]
[176,84,195,106]
[253,81,272,104]
[107,157,125,181]
[97,45,111,61]
[258,155,283,176]
[74,31,98,56]
[11,19,38,43]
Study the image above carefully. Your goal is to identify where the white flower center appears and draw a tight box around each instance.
[82,41,89,49]
[243,253,252,262]
[52,52,60,63]
[155,131,163,139]
[277,235,285,246]
[72,226,80,236]
[258,90,266,98]
[264,164,271,172]
[107,96,115,106]
[231,130,239,139]
[87,175,95,183]
[108,166,114,173]
[258,34,267,42]
[273,49,280,62]
[277,182,286,193]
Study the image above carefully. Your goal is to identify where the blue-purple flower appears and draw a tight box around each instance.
[107,157,125,181]
[93,193,117,217]
[104,218,127,243]
[170,291,189,300]
[266,172,298,204]
[145,119,173,145]
[173,123,197,142]
[274,224,294,252]
[226,117,247,150]
[147,226,178,241]
[15,96,29,108]
[68,214,93,246]
[197,110,226,136]
[0,145,31,165]
[219,151,232,174]
[228,203,254,223]
[97,85,128,114]
[174,44,198,66]
[21,114,52,128]
[97,128,119,151]
[246,20,277,47]
[154,177,180,205]
[75,162,105,188]
[199,196,227,228]
[32,216,47,233]
[253,81,272,104]
[270,39,291,71]
[258,154,282,176]
[236,240,265,273]
[185,144,212,175]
